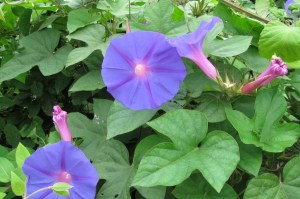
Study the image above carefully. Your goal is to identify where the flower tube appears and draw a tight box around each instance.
[168,17,222,79]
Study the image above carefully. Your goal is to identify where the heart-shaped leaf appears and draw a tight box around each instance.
[132,110,239,192]
[259,21,300,62]
[244,156,300,199]
[226,89,300,152]
[173,173,238,199]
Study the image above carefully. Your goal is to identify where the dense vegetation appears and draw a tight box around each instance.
[0,0,300,198]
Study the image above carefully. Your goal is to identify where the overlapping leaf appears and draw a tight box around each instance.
[68,99,113,160]
[66,24,105,66]
[173,173,238,199]
[131,0,187,37]
[0,29,72,82]
[259,21,300,63]
[94,140,134,199]
[226,89,300,152]
[132,109,240,193]
[107,101,156,139]
[97,0,142,17]
[214,3,264,46]
[69,70,105,92]
[67,9,99,33]
[244,156,300,199]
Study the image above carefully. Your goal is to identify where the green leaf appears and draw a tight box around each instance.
[107,101,156,139]
[131,0,187,37]
[184,72,209,98]
[18,8,32,36]
[0,192,6,199]
[67,9,99,33]
[53,190,70,197]
[38,14,60,30]
[66,24,105,66]
[207,36,252,57]
[136,186,166,199]
[52,182,73,197]
[0,145,9,157]
[48,131,61,144]
[93,99,113,134]
[10,171,26,196]
[255,0,270,17]
[259,21,300,62]
[239,46,269,73]
[0,6,4,22]
[52,182,73,191]
[173,173,238,199]
[0,97,14,111]
[214,3,264,46]
[69,70,105,92]
[244,174,287,199]
[4,124,20,148]
[94,140,134,199]
[226,89,300,152]
[238,140,262,176]
[287,59,300,69]
[244,156,300,199]
[64,0,92,8]
[15,143,30,168]
[97,0,142,17]
[133,110,239,192]
[0,157,15,183]
[0,29,72,82]
[147,110,207,151]
[196,94,232,123]
[68,112,106,160]
[133,134,170,166]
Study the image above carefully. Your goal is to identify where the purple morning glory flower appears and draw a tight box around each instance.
[53,105,72,142]
[101,31,186,110]
[242,57,288,94]
[23,141,99,199]
[285,0,298,13]
[168,17,222,80]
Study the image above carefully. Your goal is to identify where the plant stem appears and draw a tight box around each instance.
[183,5,191,32]
[4,185,11,193]
[218,0,271,24]
[112,16,117,34]
[128,0,131,19]
[24,186,52,199]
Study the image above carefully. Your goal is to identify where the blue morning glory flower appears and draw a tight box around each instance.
[101,31,186,110]
[23,141,99,199]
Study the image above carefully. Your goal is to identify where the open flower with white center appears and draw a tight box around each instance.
[23,141,99,199]
[101,31,186,110]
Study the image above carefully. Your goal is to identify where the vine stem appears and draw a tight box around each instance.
[218,0,271,24]
[183,5,191,32]
[23,186,52,199]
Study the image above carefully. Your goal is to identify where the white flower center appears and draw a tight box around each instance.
[134,64,147,76]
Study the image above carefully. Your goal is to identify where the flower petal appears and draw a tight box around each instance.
[102,31,186,110]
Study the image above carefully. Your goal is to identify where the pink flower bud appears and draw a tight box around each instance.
[242,57,288,94]
[52,105,72,142]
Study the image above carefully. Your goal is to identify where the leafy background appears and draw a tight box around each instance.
[0,0,300,198]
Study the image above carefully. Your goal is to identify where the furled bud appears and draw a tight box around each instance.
[52,105,72,142]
